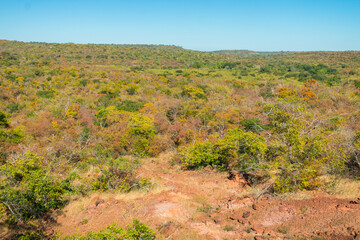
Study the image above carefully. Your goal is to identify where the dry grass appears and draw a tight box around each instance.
[326,177,360,198]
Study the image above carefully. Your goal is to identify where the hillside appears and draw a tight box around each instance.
[0,40,360,239]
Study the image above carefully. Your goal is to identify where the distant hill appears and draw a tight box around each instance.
[212,50,260,57]
[0,40,239,68]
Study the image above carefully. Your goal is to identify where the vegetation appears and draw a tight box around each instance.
[0,40,360,237]
[62,219,156,240]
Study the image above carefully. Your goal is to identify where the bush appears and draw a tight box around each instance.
[354,80,360,89]
[182,128,267,171]
[223,128,267,171]
[95,106,125,127]
[0,110,10,127]
[181,85,207,100]
[182,141,224,169]
[117,100,144,112]
[63,219,157,240]
[0,127,25,143]
[240,118,267,133]
[0,153,68,223]
[273,162,322,193]
[6,102,24,114]
[36,90,55,99]
[91,158,151,192]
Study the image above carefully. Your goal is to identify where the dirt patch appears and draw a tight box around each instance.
[51,153,360,239]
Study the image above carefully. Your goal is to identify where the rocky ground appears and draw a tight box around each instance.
[49,153,360,239]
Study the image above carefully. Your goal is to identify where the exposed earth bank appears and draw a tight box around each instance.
[52,153,360,239]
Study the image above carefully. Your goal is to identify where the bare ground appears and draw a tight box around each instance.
[18,153,360,239]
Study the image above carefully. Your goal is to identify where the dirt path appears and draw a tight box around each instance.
[53,153,360,239]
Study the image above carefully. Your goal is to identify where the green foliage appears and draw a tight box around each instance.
[6,102,24,114]
[273,162,321,193]
[128,114,156,138]
[182,141,224,169]
[240,118,267,133]
[0,153,68,222]
[354,80,360,89]
[125,115,156,156]
[181,85,208,100]
[0,51,19,66]
[95,107,110,127]
[36,90,55,99]
[117,100,144,112]
[15,231,46,240]
[0,127,25,143]
[91,157,141,191]
[79,79,88,87]
[182,128,267,171]
[97,93,117,107]
[0,110,10,127]
[63,219,156,240]
[95,106,123,127]
[326,76,341,86]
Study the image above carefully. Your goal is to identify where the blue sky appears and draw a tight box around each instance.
[0,0,359,51]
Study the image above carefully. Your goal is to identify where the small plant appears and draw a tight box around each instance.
[197,205,213,214]
[277,225,291,234]
[81,219,89,225]
[223,224,235,232]
[300,206,308,214]
[63,219,156,239]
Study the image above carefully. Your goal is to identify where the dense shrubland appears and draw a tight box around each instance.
[0,40,360,238]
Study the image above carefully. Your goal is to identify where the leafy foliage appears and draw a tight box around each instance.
[0,153,68,223]
[0,110,10,127]
[63,219,156,240]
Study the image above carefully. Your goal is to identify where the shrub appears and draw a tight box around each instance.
[223,128,267,171]
[240,118,266,133]
[117,100,144,112]
[182,128,267,171]
[182,141,224,169]
[273,162,322,193]
[128,114,156,138]
[0,127,25,143]
[326,76,341,86]
[36,90,55,99]
[181,85,207,100]
[276,87,297,99]
[95,106,125,127]
[91,157,151,192]
[63,219,156,240]
[0,110,10,127]
[0,153,68,223]
[354,80,360,89]
[6,103,24,114]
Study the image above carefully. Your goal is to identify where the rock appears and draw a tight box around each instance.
[228,170,249,187]
[203,165,213,171]
[242,211,251,218]
[95,199,105,206]
[159,221,177,236]
[251,226,264,233]
[264,229,277,236]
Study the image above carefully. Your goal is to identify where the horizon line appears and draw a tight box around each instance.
[1,39,360,53]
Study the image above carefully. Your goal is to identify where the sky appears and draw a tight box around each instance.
[0,0,359,51]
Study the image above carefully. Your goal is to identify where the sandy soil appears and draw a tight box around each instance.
[45,153,360,239]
